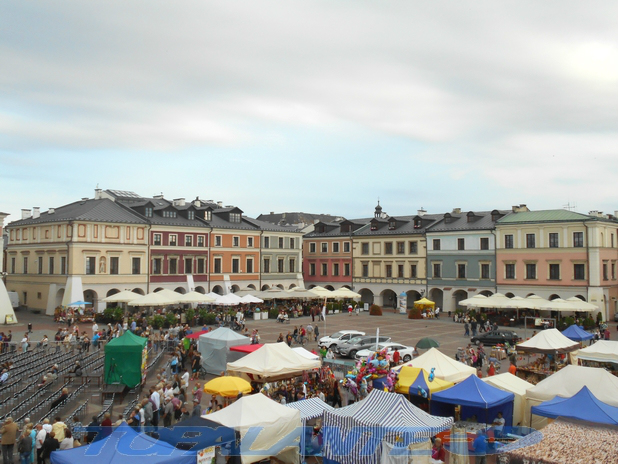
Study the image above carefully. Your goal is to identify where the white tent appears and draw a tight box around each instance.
[516,328,579,354]
[458,294,488,308]
[0,279,18,324]
[576,340,618,363]
[285,287,320,299]
[215,293,243,306]
[227,342,321,380]
[177,291,217,304]
[128,291,180,307]
[394,347,476,383]
[240,294,263,304]
[206,393,301,464]
[329,287,361,300]
[483,372,534,427]
[292,347,320,360]
[198,328,251,374]
[565,297,598,312]
[524,294,550,310]
[538,298,581,313]
[102,290,143,303]
[525,365,618,429]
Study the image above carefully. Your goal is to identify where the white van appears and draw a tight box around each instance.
[7,292,19,309]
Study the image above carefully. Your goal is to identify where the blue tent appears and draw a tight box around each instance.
[561,325,594,342]
[50,424,195,464]
[430,375,514,426]
[155,416,236,451]
[531,386,618,425]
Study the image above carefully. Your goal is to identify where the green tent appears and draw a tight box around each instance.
[104,331,148,388]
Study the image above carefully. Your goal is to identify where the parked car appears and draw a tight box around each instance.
[471,330,520,346]
[355,343,416,362]
[318,330,365,350]
[337,335,392,358]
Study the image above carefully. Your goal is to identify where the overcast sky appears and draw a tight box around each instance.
[2,1,618,224]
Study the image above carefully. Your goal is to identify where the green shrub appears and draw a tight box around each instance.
[185,308,195,325]
[369,304,382,316]
[151,315,165,329]
[103,307,124,322]
[202,312,217,325]
[165,312,177,328]
[583,316,596,329]
[268,307,279,318]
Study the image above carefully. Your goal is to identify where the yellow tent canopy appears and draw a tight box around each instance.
[414,297,435,307]
[395,366,453,397]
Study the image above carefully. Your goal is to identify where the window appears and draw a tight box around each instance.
[505,234,514,249]
[247,237,254,248]
[333,263,339,276]
[309,242,316,253]
[409,241,418,254]
[145,207,153,217]
[457,263,466,279]
[410,264,417,278]
[23,257,28,274]
[230,212,241,223]
[276,258,283,273]
[290,238,295,249]
[110,257,119,275]
[197,258,205,274]
[549,233,559,248]
[344,263,350,276]
[457,238,465,250]
[86,257,96,275]
[398,264,404,278]
[215,235,222,247]
[169,258,177,274]
[433,263,441,278]
[612,234,615,248]
[321,263,328,276]
[385,265,392,278]
[38,257,43,274]
[169,234,177,246]
[153,258,162,274]
[333,242,340,253]
[525,263,536,279]
[205,210,212,221]
[362,264,369,277]
[246,258,253,274]
[233,236,240,247]
[185,258,193,274]
[214,257,222,274]
[549,263,560,280]
[574,263,585,280]
[232,258,240,274]
[603,262,609,281]
[573,231,584,248]
[343,242,350,253]
[433,239,441,251]
[153,234,162,246]
[185,235,193,247]
[481,263,490,279]
[309,263,316,276]
[197,235,205,247]
[361,243,369,255]
[321,243,328,253]
[480,237,489,250]
[132,257,141,275]
[188,210,195,220]
[526,234,535,249]
[385,242,393,254]
[289,258,295,273]
[10,257,15,274]
[263,237,270,249]
[505,263,516,279]
[263,258,270,273]
[60,257,66,275]
[613,262,616,280]
[278,237,284,249]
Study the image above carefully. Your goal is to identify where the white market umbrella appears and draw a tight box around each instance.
[330,287,361,300]
[538,298,580,313]
[102,290,144,303]
[257,287,289,300]
[565,297,597,312]
[525,295,550,310]
[507,296,530,309]
[458,294,488,308]
[129,291,180,307]
[215,293,243,306]
[309,285,334,298]
[240,294,264,304]
[285,287,320,299]
[178,291,217,304]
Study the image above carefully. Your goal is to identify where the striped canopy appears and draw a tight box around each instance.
[286,397,334,421]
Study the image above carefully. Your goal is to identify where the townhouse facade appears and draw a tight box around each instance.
[5,189,304,314]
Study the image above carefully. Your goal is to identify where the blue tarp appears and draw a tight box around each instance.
[561,325,594,341]
[50,424,195,464]
[155,416,236,451]
[430,375,514,426]
[531,386,618,425]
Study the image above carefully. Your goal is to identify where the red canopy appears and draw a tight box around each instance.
[229,344,264,353]
[185,330,209,339]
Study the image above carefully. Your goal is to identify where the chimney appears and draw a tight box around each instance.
[452,208,461,214]
[81,197,88,201]
[206,200,213,204]
[417,207,427,217]
[153,194,164,200]
[193,197,201,208]
[173,198,185,207]
[21,209,32,220]
[512,204,529,213]
[94,188,102,199]
[589,210,603,217]
[217,201,223,208]
[48,208,55,215]
[270,212,274,215]
[32,207,40,219]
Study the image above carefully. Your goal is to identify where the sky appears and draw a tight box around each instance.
[2,1,618,225]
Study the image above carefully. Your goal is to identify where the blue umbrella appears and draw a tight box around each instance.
[68,301,92,306]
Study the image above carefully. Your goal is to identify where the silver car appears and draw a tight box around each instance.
[337,335,392,358]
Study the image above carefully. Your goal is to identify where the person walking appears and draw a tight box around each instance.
[464,322,470,337]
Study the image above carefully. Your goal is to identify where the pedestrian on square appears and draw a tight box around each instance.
[464,322,470,337]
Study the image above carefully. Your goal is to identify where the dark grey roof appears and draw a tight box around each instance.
[243,217,303,233]
[257,212,341,227]
[427,210,512,232]
[353,214,444,236]
[8,198,148,226]
[304,218,373,238]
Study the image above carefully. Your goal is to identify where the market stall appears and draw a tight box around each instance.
[104,330,148,388]
[482,373,534,427]
[155,415,236,451]
[206,393,302,464]
[561,324,594,342]
[576,340,618,373]
[395,366,453,399]
[322,389,453,464]
[198,327,251,374]
[286,397,334,458]
[413,297,436,318]
[395,347,476,383]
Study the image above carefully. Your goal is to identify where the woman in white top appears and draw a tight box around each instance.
[59,429,74,450]
[21,333,29,352]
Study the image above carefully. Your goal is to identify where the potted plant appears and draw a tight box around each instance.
[253,307,261,321]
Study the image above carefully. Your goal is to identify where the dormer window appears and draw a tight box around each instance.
[467,211,475,223]
[188,211,195,220]
[388,220,396,230]
[162,210,177,218]
[443,213,451,224]
[145,207,153,218]
[341,225,350,233]
[205,211,212,221]
[317,225,325,233]
[230,212,241,223]
[414,218,422,229]
[370,223,378,231]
